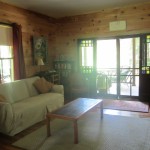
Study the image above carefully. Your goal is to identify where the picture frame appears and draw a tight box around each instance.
[33,36,48,65]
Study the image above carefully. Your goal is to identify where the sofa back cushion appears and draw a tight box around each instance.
[0,83,13,103]
[23,76,40,97]
[0,80,30,103]
[0,94,6,102]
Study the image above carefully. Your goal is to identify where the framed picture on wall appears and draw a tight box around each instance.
[33,36,48,65]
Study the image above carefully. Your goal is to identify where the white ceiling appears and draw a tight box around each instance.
[1,0,149,18]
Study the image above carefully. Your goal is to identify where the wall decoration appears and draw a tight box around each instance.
[33,36,48,65]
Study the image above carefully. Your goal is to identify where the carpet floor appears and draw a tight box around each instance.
[13,111,150,150]
[103,100,149,112]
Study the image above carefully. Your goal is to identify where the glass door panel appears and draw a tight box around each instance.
[120,37,139,97]
[96,39,117,95]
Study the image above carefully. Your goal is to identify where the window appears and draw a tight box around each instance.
[0,25,14,83]
[78,39,94,73]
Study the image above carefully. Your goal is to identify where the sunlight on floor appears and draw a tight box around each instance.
[103,109,141,117]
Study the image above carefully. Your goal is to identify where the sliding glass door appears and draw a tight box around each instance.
[78,35,141,99]
[96,37,140,98]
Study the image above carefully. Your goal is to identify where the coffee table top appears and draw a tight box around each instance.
[47,98,103,120]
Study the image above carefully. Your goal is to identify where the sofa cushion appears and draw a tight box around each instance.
[12,93,64,114]
[10,93,64,134]
[0,80,30,103]
[34,77,53,94]
[0,83,14,103]
[0,94,6,102]
[23,76,40,97]
[10,80,30,103]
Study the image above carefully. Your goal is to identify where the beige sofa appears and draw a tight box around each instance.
[0,76,64,136]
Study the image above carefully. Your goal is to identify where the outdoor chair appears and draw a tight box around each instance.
[96,73,112,94]
[120,69,133,85]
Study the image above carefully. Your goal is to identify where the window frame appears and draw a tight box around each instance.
[0,24,14,83]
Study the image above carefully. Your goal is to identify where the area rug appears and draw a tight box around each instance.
[103,100,149,113]
[13,112,150,150]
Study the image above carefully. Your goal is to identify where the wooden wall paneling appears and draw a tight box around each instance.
[0,1,150,78]
[0,2,57,78]
[55,2,150,70]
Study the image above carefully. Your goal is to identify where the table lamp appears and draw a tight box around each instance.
[37,57,44,71]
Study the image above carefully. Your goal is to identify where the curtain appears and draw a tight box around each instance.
[12,23,26,80]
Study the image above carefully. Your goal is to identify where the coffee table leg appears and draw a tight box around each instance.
[47,117,51,137]
[74,120,78,144]
[100,101,103,119]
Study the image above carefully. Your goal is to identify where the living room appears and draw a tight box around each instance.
[0,0,150,149]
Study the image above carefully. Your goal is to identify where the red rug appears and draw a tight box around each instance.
[103,100,149,113]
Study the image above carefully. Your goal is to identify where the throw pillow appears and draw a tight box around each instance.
[34,77,54,94]
[0,94,6,102]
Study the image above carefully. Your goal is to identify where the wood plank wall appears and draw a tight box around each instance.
[56,2,150,71]
[0,2,150,77]
[0,2,57,77]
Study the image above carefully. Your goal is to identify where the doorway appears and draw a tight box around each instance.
[78,34,150,100]
[96,37,140,98]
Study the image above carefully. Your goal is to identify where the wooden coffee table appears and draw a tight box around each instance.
[46,98,103,144]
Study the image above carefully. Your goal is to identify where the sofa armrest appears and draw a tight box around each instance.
[0,102,14,133]
[51,84,64,95]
